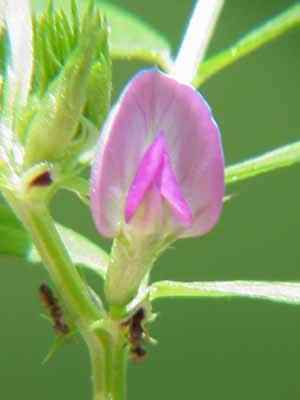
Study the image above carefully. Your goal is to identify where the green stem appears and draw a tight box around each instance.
[84,323,128,400]
[4,192,100,324]
[110,323,128,400]
[89,320,128,400]
[225,140,300,185]
[194,3,300,86]
[2,191,121,399]
[88,333,111,400]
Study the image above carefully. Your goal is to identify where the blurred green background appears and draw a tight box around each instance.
[1,0,300,399]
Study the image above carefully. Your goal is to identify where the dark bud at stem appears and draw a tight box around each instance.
[29,171,52,187]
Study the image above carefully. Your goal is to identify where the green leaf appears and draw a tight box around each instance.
[150,280,300,306]
[0,203,108,278]
[194,3,300,87]
[0,203,32,257]
[99,1,172,70]
[225,141,300,186]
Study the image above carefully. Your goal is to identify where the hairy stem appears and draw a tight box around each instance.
[89,320,128,400]
[87,332,111,400]
[195,3,300,86]
[3,190,127,399]
[4,192,101,323]
[225,140,300,185]
[110,323,128,400]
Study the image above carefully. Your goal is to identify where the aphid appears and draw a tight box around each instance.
[39,283,69,335]
[30,171,52,187]
[123,308,147,363]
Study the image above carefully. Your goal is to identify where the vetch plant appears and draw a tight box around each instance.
[0,0,300,399]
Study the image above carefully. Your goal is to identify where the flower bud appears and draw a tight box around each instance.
[90,70,224,308]
[23,2,110,167]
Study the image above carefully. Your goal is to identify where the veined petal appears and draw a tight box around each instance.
[91,69,224,238]
[160,150,193,227]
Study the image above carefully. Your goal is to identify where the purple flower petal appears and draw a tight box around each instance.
[90,69,224,238]
[125,131,193,228]
[159,149,193,227]
[125,133,165,223]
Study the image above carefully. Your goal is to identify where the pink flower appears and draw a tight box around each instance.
[91,70,224,241]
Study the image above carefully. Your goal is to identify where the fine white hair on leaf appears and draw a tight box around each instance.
[0,0,33,110]
[151,280,300,305]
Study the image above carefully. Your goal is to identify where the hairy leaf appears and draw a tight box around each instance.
[194,3,300,86]
[225,141,300,185]
[150,280,300,305]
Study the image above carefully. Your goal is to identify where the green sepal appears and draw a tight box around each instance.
[85,57,111,130]
[105,233,175,312]
[20,1,111,170]
[24,7,104,166]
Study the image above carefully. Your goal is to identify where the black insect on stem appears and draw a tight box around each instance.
[39,283,69,335]
[122,307,147,363]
